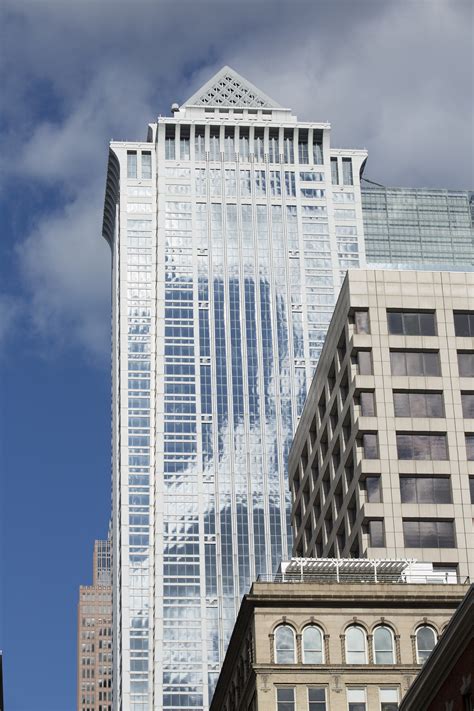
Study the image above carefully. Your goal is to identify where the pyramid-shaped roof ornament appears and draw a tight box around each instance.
[182,65,282,109]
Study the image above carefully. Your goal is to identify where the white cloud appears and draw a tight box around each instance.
[17,188,111,361]
[1,0,472,361]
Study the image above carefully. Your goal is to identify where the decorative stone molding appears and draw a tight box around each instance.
[269,633,275,664]
[340,634,346,664]
[296,633,302,663]
[410,634,417,664]
[331,674,342,693]
[324,634,330,664]
[367,634,374,664]
[395,634,401,664]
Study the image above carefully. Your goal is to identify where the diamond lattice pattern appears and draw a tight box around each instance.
[195,74,271,107]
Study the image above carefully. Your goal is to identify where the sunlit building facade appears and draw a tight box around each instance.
[102,66,368,710]
[290,269,474,581]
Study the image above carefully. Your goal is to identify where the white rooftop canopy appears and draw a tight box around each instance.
[274,558,458,584]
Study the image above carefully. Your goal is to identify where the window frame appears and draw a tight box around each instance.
[347,686,367,711]
[274,624,296,664]
[387,310,437,336]
[461,392,474,418]
[127,150,138,179]
[396,432,448,460]
[379,687,400,711]
[276,686,296,711]
[302,625,325,664]
[368,519,385,547]
[403,519,456,548]
[393,390,444,418]
[399,475,452,504]
[415,625,437,664]
[466,433,474,460]
[390,349,441,377]
[345,625,368,664]
[373,625,395,664]
[457,351,474,377]
[454,311,474,337]
[308,686,327,711]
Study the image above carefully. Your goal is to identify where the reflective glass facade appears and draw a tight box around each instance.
[103,68,367,710]
[362,186,474,268]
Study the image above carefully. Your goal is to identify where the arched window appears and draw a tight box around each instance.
[274,625,296,663]
[302,625,324,663]
[416,625,437,663]
[373,625,395,664]
[345,625,367,664]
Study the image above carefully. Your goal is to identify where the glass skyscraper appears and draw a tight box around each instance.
[362,184,474,268]
[102,66,368,710]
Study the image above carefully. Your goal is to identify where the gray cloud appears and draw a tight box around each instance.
[1,0,472,361]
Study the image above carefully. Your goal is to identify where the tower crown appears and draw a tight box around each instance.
[181,65,282,109]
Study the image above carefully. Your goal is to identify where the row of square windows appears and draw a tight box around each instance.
[162,126,327,166]
[126,137,354,188]
[297,471,474,515]
[273,685,399,711]
[318,388,474,428]
[317,349,474,426]
[349,309,474,338]
[322,423,473,465]
[294,430,466,522]
[297,507,459,557]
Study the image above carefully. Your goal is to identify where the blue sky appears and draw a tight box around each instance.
[0,1,472,708]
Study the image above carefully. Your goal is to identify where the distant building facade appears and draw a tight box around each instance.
[209,560,468,711]
[400,584,473,711]
[290,269,474,580]
[362,185,474,269]
[77,540,112,711]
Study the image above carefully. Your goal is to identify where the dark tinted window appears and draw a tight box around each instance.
[454,311,474,337]
[403,519,455,548]
[387,311,437,336]
[458,352,474,377]
[277,687,295,710]
[470,477,474,504]
[461,393,474,418]
[360,391,376,416]
[362,433,378,459]
[390,350,441,376]
[308,688,326,710]
[368,520,384,546]
[400,476,452,503]
[366,476,382,503]
[393,391,444,417]
[357,350,373,375]
[466,434,474,460]
[396,433,448,460]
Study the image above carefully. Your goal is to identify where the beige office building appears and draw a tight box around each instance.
[77,539,113,711]
[289,269,474,580]
[209,559,468,711]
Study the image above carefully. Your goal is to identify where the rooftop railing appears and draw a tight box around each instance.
[254,558,468,585]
